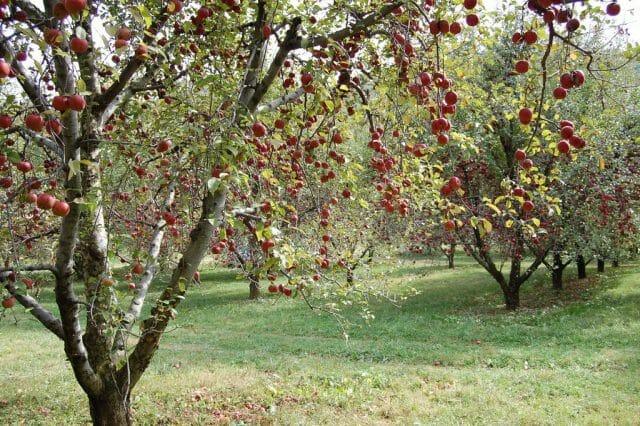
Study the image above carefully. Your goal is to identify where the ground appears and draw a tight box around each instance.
[1,256,639,425]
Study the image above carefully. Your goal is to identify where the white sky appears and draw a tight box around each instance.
[483,0,640,42]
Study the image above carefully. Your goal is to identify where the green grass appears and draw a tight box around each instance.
[1,256,639,425]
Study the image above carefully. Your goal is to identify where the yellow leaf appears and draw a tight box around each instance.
[481,218,493,234]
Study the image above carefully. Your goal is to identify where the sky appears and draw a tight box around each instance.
[483,0,640,42]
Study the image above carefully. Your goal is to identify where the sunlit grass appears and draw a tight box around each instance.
[1,256,638,424]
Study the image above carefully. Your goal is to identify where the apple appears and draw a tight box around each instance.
[557,140,570,154]
[25,113,45,131]
[67,94,86,111]
[52,95,68,111]
[16,160,33,172]
[515,60,529,74]
[157,139,172,153]
[70,37,89,54]
[37,193,57,210]
[167,0,182,14]
[448,176,462,190]
[560,126,574,139]
[522,200,534,212]
[444,91,458,105]
[116,27,131,40]
[0,60,11,78]
[252,121,267,137]
[46,118,63,135]
[463,0,477,9]
[606,3,621,16]
[52,200,70,216]
[518,107,533,125]
[300,72,313,86]
[444,219,456,231]
[465,14,479,27]
[553,87,567,100]
[53,2,69,19]
[282,287,292,297]
[566,18,580,32]
[268,284,278,293]
[560,73,574,89]
[521,158,534,170]
[64,0,86,14]
[523,30,537,44]
[2,296,16,309]
[132,262,144,274]
[512,187,526,197]
[44,28,63,46]
[0,114,12,128]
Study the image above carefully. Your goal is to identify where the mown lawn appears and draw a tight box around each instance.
[1,256,639,425]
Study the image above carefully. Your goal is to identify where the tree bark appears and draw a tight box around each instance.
[88,390,131,426]
[503,286,520,310]
[447,245,455,269]
[597,258,605,273]
[612,259,619,268]
[248,274,260,299]
[552,252,563,290]
[577,254,587,279]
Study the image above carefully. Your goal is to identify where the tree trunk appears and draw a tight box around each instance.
[89,391,131,426]
[552,252,563,290]
[503,286,520,310]
[447,244,455,269]
[612,260,619,268]
[577,255,587,279]
[597,258,605,273]
[248,275,260,299]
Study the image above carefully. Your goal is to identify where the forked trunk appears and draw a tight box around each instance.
[597,258,605,273]
[249,275,260,299]
[577,255,587,279]
[89,391,131,426]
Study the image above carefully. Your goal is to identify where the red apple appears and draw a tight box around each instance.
[70,37,89,54]
[52,200,70,216]
[2,296,16,309]
[0,114,12,128]
[67,94,86,111]
[37,193,57,210]
[518,108,533,125]
[25,113,45,132]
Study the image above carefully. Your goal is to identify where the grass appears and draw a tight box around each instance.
[1,256,639,425]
